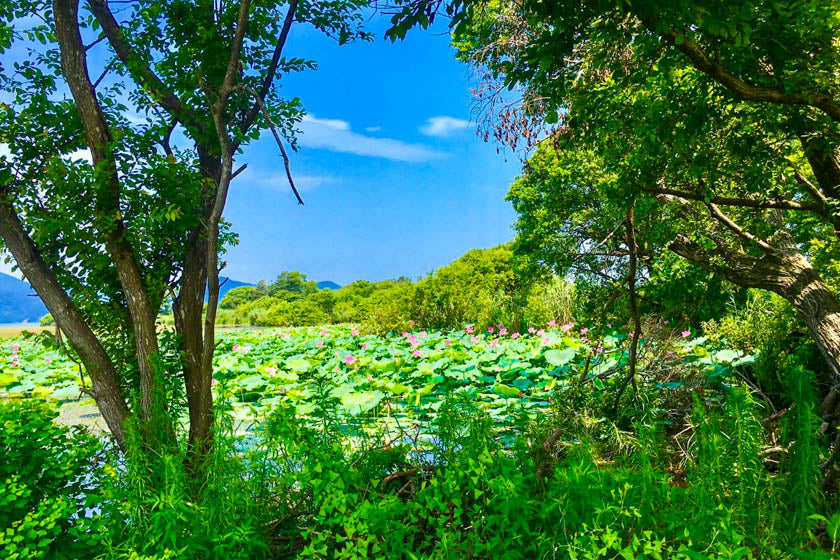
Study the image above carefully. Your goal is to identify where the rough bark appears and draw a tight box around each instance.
[0,201,129,448]
[54,0,161,418]
[174,149,219,452]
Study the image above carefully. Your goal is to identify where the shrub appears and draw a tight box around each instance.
[0,400,105,560]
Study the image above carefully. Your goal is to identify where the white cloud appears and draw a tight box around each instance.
[241,168,336,193]
[297,115,444,162]
[365,126,382,133]
[419,116,471,138]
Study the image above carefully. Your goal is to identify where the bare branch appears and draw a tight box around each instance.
[241,85,304,205]
[237,0,298,138]
[231,163,248,179]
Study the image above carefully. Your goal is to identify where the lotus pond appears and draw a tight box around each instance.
[0,324,754,439]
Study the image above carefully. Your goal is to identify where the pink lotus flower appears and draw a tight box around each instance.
[444,339,451,346]
[410,340,420,348]
[10,352,17,359]
[232,344,240,352]
[239,346,251,353]
[664,320,670,325]
[470,336,480,344]
[402,332,410,337]
[537,329,545,336]
[419,330,427,338]
[499,328,508,336]
[345,355,357,366]
[409,320,415,326]
[681,330,691,338]
[561,322,574,332]
[11,360,19,367]
[412,349,423,358]
[45,358,52,364]
[489,339,499,348]
[266,367,277,376]
[465,326,475,334]
[320,330,327,337]
[528,327,536,334]
[511,332,520,339]
[581,337,589,343]
[10,344,19,351]
[280,333,287,339]
[408,335,418,344]
[211,378,218,386]
[316,340,324,348]
[548,396,553,404]
[351,330,360,336]
[594,346,604,353]
[361,343,368,349]
[580,327,589,335]
[547,320,557,328]
[543,337,551,345]
[488,327,495,333]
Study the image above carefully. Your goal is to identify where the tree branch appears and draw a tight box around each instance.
[237,0,298,139]
[638,184,825,215]
[241,85,303,205]
[703,201,774,253]
[0,198,129,448]
[662,27,840,122]
[55,0,162,418]
[614,206,641,407]
[88,0,204,133]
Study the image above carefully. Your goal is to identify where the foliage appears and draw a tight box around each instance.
[703,290,826,400]
[5,363,840,558]
[0,400,105,559]
[217,246,577,333]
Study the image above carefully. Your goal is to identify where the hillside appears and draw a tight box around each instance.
[317,281,341,290]
[0,273,47,323]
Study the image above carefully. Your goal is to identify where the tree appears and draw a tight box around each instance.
[268,270,318,297]
[0,0,369,454]
[388,0,840,426]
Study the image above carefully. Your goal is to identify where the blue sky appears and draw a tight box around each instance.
[0,12,522,285]
[224,16,520,285]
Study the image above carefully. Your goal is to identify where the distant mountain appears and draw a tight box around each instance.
[317,281,341,290]
[0,273,47,323]
[206,277,254,302]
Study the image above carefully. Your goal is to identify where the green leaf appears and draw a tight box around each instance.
[544,347,575,366]
[285,358,311,373]
[494,383,520,398]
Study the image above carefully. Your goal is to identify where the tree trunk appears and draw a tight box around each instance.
[669,233,840,424]
[175,234,213,453]
[174,148,221,454]
[0,201,129,448]
[54,0,162,420]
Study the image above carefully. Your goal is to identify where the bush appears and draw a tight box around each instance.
[0,400,105,560]
[219,286,265,310]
